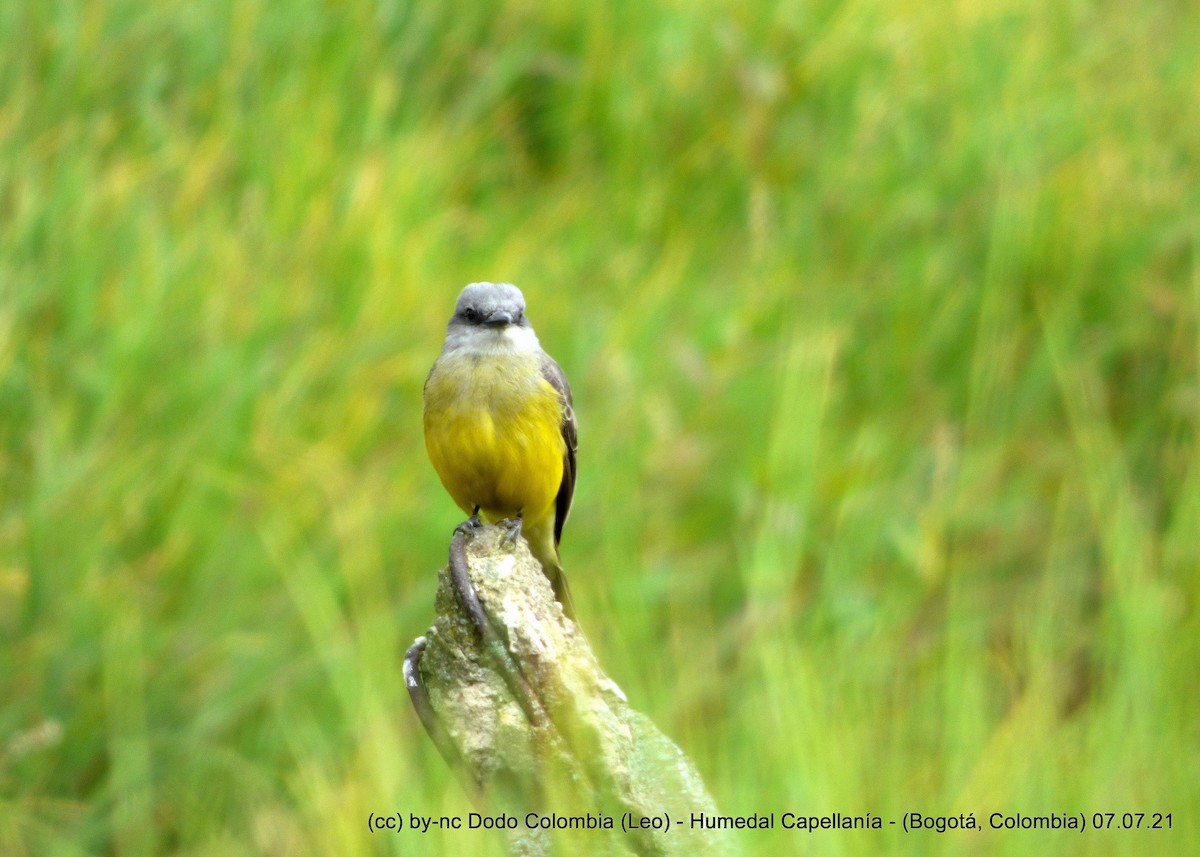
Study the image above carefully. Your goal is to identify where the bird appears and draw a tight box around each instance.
[423,282,577,618]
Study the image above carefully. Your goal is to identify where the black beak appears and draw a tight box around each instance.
[484,311,513,328]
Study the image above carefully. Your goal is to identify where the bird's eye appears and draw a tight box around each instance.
[462,308,478,322]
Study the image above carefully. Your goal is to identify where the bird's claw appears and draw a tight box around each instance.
[454,508,484,538]
[500,516,523,544]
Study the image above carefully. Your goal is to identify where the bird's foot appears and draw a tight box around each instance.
[454,507,483,538]
[499,515,523,545]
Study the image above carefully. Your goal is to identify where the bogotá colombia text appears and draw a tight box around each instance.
[370,810,1173,835]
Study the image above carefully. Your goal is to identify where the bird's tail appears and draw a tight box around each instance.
[525,518,576,620]
[543,560,576,620]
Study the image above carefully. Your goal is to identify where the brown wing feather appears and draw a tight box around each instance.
[540,352,576,547]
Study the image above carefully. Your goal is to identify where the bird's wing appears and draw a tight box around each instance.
[540,352,576,547]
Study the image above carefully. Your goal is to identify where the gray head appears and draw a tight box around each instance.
[443,282,540,354]
[451,282,529,328]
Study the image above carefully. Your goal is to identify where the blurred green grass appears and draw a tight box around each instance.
[2,1,1198,854]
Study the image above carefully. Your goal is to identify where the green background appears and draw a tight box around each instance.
[3,1,1198,854]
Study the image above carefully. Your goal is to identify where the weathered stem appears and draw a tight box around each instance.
[405,525,736,856]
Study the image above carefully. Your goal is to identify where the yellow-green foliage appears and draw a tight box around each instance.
[2,1,1198,855]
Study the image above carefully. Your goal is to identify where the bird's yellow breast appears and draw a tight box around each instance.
[423,351,564,523]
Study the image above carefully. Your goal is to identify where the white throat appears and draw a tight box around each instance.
[443,323,542,357]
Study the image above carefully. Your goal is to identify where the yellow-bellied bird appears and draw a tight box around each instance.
[423,282,577,618]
